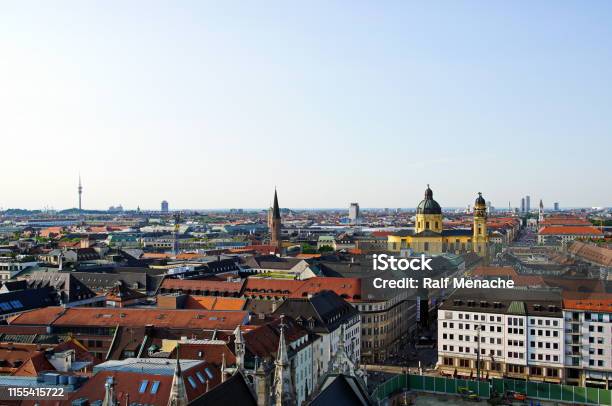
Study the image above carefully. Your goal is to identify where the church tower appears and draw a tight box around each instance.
[270,189,282,250]
[473,192,488,257]
[415,185,443,234]
[538,199,544,222]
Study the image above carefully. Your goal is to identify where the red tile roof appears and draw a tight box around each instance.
[539,226,603,236]
[473,266,517,278]
[160,279,244,294]
[9,307,248,331]
[243,277,362,302]
[511,275,545,287]
[563,292,612,312]
[291,278,361,301]
[540,216,592,227]
[168,343,236,367]
[183,296,246,311]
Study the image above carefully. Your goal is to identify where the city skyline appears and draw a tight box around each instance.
[0,176,601,212]
[1,1,611,209]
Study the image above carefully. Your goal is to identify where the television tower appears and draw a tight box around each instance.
[78,174,83,212]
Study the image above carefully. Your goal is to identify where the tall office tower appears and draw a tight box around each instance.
[554,202,559,211]
[161,200,169,213]
[521,198,525,213]
[539,199,544,222]
[349,202,360,224]
[78,175,83,211]
[526,195,531,212]
[486,201,492,214]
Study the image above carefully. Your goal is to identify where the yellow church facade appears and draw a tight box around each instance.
[387,186,488,257]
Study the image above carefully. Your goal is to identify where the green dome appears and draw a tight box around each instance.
[417,185,442,215]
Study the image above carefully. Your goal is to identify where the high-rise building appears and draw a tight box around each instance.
[161,200,169,213]
[526,195,531,212]
[521,198,525,213]
[554,202,560,211]
[349,202,360,224]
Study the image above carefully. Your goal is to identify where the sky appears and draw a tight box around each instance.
[1,1,611,210]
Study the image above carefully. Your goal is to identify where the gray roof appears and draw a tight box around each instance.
[93,358,203,375]
[274,291,358,333]
[440,289,563,317]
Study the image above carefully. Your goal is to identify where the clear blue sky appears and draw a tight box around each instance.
[1,1,611,210]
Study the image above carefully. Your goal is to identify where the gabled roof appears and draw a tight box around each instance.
[242,316,309,360]
[167,342,236,367]
[25,271,97,303]
[274,291,358,334]
[189,372,257,406]
[309,374,373,406]
[0,286,58,316]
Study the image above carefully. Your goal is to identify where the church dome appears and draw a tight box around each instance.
[475,192,486,206]
[417,185,442,214]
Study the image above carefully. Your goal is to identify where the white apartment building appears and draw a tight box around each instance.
[438,289,564,383]
[563,293,612,389]
[527,311,565,381]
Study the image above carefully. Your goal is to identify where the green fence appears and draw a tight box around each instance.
[492,378,612,405]
[371,374,490,401]
[372,374,612,405]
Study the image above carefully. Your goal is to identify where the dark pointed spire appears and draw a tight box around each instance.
[176,342,181,375]
[272,188,281,219]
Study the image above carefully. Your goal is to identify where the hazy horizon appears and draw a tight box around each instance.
[2,1,611,210]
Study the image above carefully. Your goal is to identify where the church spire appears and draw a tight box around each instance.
[234,325,245,370]
[221,352,227,383]
[272,316,294,406]
[270,188,282,251]
[102,376,117,406]
[272,188,281,219]
[167,344,187,406]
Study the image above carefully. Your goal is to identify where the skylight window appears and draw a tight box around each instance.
[0,303,13,311]
[187,376,197,388]
[9,301,23,309]
[205,368,213,379]
[196,372,205,383]
[138,380,148,393]
[150,381,160,394]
